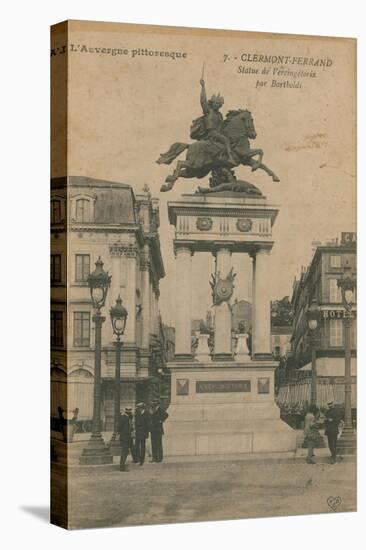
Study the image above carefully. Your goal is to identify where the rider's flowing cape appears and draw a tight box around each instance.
[51,19,357,530]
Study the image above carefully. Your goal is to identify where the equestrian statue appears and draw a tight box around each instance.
[156,70,280,195]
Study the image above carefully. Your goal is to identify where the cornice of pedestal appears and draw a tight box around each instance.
[168,196,280,227]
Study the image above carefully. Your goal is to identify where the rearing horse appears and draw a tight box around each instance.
[157,108,280,192]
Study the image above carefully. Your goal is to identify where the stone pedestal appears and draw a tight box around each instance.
[164,361,296,456]
[165,193,295,456]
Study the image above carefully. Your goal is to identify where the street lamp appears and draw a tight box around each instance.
[109,295,128,453]
[305,299,325,448]
[80,257,113,465]
[337,262,356,454]
[306,299,321,407]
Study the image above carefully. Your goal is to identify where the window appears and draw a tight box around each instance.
[75,254,90,282]
[74,312,90,347]
[330,255,341,268]
[51,199,61,224]
[329,319,343,346]
[51,254,61,284]
[75,199,90,222]
[51,311,63,347]
[329,279,342,303]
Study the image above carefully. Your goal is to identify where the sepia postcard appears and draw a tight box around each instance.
[50,20,357,530]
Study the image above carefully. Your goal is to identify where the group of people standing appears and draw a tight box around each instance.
[119,400,168,472]
[303,400,343,464]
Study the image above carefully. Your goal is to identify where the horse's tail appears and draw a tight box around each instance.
[156,142,189,165]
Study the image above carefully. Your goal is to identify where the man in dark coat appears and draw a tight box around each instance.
[149,399,169,463]
[134,402,150,465]
[324,401,341,464]
[119,407,135,472]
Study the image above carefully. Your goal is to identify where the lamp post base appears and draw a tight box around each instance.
[337,427,357,455]
[80,433,113,465]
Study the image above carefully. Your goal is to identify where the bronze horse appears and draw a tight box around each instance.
[157,109,280,192]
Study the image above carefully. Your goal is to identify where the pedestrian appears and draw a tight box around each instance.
[303,404,321,464]
[324,400,341,464]
[135,402,150,465]
[149,399,169,463]
[119,406,135,472]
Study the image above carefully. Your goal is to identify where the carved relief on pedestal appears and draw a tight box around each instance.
[236,218,253,232]
[196,216,213,231]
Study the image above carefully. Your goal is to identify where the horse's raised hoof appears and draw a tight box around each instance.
[272,175,280,182]
[160,184,171,192]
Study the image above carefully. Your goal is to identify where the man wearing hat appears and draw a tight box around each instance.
[134,402,150,466]
[119,406,135,472]
[149,399,169,463]
[324,401,342,464]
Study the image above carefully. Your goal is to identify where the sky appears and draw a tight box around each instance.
[56,21,356,326]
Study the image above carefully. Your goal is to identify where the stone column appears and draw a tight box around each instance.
[149,280,155,336]
[124,245,137,343]
[253,246,272,359]
[213,243,234,360]
[154,288,160,336]
[251,252,256,358]
[174,243,193,359]
[140,249,150,349]
[150,283,159,337]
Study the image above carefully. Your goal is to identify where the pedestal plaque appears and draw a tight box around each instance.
[196,380,251,393]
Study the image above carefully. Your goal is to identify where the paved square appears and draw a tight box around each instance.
[63,459,356,529]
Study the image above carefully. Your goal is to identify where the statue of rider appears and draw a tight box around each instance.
[194,78,237,167]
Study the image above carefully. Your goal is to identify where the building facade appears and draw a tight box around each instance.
[277,235,356,410]
[51,176,166,431]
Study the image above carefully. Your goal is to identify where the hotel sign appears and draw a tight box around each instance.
[341,232,356,245]
[322,309,356,319]
[196,380,251,393]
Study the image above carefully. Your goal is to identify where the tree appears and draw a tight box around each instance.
[271,296,293,327]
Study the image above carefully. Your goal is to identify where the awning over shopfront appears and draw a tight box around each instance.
[276,377,356,409]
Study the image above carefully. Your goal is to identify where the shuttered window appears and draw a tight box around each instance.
[329,279,342,303]
[51,311,63,347]
[74,312,90,347]
[75,254,90,282]
[329,319,343,346]
[76,199,90,222]
[51,254,61,284]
